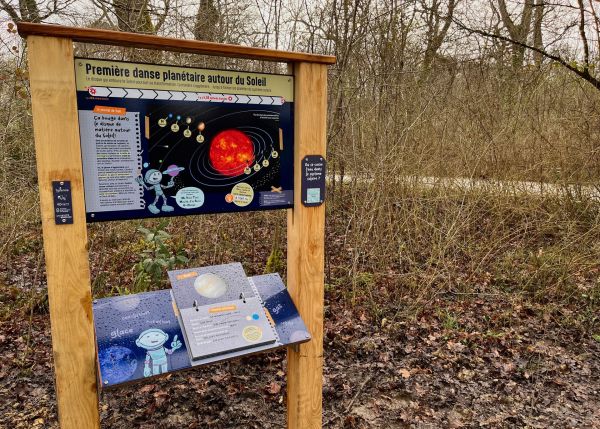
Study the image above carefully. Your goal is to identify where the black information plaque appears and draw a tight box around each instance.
[301,155,326,207]
[52,181,74,225]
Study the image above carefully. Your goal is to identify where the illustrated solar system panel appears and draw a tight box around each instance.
[75,58,294,222]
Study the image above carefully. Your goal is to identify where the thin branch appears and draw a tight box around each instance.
[454,18,600,91]
[0,0,21,21]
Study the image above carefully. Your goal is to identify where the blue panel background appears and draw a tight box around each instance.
[252,274,310,345]
[94,274,309,387]
[77,84,294,222]
[94,290,191,387]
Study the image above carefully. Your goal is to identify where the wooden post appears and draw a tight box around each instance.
[27,36,100,428]
[287,62,327,429]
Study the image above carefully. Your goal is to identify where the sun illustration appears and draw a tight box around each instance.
[209,129,255,176]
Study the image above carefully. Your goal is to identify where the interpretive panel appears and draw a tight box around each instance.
[74,58,294,222]
[93,290,191,386]
[169,263,277,361]
[301,155,326,207]
[94,272,310,388]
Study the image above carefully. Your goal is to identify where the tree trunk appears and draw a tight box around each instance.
[113,0,155,33]
[194,0,220,42]
[532,0,544,67]
[497,0,534,70]
[421,0,459,74]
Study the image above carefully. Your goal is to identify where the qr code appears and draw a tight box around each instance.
[306,188,320,203]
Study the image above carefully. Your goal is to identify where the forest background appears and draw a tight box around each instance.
[1,1,600,427]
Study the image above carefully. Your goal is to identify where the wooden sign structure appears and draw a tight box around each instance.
[17,22,334,429]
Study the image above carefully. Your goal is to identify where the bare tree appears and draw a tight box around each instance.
[496,0,534,69]
[194,0,220,41]
[456,1,600,90]
[421,0,461,73]
[80,0,168,34]
[0,0,76,22]
[110,0,169,33]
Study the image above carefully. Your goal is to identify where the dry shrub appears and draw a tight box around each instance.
[331,179,600,317]
[0,19,599,331]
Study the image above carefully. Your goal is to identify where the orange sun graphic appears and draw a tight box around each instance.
[209,129,255,176]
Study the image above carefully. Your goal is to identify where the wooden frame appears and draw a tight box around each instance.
[18,22,333,429]
[18,22,336,64]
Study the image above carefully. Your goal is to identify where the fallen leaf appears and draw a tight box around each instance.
[399,368,411,379]
[139,384,155,394]
[266,381,281,395]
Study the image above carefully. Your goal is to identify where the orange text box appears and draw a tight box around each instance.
[209,305,237,313]
[93,106,126,115]
[176,271,198,280]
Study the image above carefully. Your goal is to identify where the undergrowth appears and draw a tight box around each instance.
[0,40,599,335]
[325,183,600,332]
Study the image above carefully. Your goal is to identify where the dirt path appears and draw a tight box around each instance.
[330,174,600,200]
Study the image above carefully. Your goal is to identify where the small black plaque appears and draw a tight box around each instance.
[301,155,326,207]
[52,181,74,225]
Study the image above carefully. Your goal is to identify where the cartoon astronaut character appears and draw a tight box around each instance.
[135,328,182,377]
[136,169,175,214]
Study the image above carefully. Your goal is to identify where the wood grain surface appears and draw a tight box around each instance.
[27,35,100,429]
[17,22,336,65]
[286,62,328,429]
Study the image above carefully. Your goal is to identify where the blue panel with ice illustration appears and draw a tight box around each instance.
[251,274,311,344]
[93,290,191,387]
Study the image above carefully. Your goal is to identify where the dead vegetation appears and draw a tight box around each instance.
[1,0,600,427]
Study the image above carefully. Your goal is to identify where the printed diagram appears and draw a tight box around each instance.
[147,108,281,187]
[76,58,294,221]
[134,102,289,215]
[136,166,183,214]
[136,328,182,376]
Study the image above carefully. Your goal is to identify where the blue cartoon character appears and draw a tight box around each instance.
[136,165,184,214]
[135,328,182,377]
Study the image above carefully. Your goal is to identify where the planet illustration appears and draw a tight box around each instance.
[111,295,141,312]
[163,165,185,177]
[98,345,138,385]
[194,273,228,299]
[209,129,255,176]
